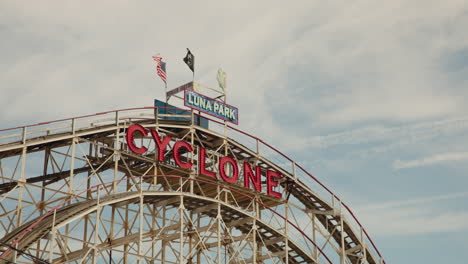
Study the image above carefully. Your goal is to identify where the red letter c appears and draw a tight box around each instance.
[126,124,148,154]
[173,141,193,169]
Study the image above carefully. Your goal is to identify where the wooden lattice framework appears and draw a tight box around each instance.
[0,107,385,264]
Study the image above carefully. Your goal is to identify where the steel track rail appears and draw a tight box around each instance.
[1,184,324,264]
[0,108,384,264]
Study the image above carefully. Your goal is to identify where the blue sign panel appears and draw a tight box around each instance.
[184,89,239,125]
[154,99,209,129]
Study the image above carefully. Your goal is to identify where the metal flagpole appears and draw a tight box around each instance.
[164,82,168,119]
[223,73,227,137]
[165,82,167,103]
[192,60,199,126]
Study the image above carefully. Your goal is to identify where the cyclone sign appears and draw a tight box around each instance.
[125,124,282,198]
[184,89,239,124]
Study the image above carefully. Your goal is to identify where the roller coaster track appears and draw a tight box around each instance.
[0,107,385,264]
[1,189,322,264]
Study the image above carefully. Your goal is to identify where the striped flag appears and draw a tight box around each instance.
[152,56,167,84]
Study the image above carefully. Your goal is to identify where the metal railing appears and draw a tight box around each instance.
[0,106,385,263]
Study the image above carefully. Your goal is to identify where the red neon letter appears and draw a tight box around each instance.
[126,124,148,154]
[243,162,261,192]
[267,170,282,198]
[198,147,216,178]
[173,141,193,169]
[219,156,239,183]
[149,129,172,162]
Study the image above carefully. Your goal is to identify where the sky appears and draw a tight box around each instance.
[1,0,468,263]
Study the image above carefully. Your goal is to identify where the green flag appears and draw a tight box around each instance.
[217,68,226,92]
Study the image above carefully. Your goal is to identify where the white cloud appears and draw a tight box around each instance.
[268,0,468,128]
[361,206,468,236]
[358,191,468,212]
[1,0,467,134]
[393,151,468,169]
[274,116,468,154]
[356,192,468,236]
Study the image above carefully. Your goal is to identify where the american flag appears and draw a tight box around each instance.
[152,56,166,84]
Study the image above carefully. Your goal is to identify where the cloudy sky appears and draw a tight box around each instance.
[1,1,468,263]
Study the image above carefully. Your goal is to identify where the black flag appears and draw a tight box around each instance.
[183,48,195,73]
